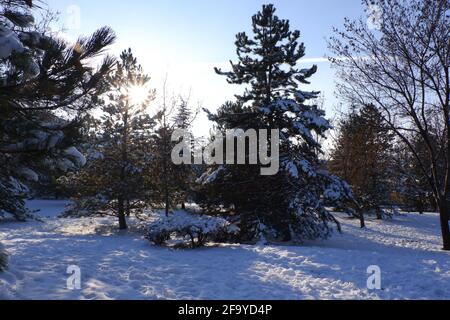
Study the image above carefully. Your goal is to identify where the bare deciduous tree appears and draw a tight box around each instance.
[329,0,450,250]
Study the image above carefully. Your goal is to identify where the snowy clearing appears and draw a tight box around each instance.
[0,200,449,300]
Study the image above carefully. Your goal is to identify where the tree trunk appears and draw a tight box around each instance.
[118,198,128,230]
[126,199,131,217]
[376,208,383,220]
[165,189,170,217]
[359,210,366,228]
[280,227,292,242]
[429,195,438,212]
[438,199,450,251]
[416,199,424,214]
[353,200,365,228]
[238,207,257,242]
[181,202,186,210]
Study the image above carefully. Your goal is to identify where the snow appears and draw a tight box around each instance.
[295,90,318,103]
[88,150,104,160]
[198,166,225,185]
[0,200,450,300]
[302,110,331,130]
[293,121,313,140]
[45,131,65,149]
[147,210,239,236]
[0,26,25,59]
[323,187,342,201]
[258,106,272,115]
[6,177,28,195]
[285,161,299,178]
[24,59,40,79]
[18,168,39,182]
[64,147,87,167]
[299,159,316,178]
[272,99,299,112]
[2,130,64,153]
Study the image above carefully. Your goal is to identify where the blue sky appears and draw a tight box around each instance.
[46,0,366,136]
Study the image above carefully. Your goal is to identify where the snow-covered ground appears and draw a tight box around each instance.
[0,200,449,300]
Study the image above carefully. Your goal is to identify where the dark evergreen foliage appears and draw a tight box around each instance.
[64,49,155,229]
[198,4,352,242]
[0,0,116,220]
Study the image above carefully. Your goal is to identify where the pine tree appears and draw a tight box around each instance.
[65,49,155,229]
[198,4,352,242]
[0,0,116,220]
[173,97,196,129]
[171,97,198,209]
[329,104,394,219]
[148,90,177,216]
[146,90,198,215]
[393,130,442,213]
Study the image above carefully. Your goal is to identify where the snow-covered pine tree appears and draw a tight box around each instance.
[0,0,116,220]
[198,4,352,242]
[64,49,155,229]
[329,104,394,219]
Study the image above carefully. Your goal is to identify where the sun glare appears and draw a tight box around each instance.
[129,85,150,106]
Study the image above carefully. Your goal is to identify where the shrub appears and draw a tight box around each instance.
[145,211,239,248]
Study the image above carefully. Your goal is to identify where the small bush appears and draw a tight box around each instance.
[145,211,239,248]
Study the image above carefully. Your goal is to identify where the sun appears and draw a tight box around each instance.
[128,85,150,106]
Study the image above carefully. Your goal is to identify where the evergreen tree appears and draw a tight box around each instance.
[171,97,198,209]
[146,91,198,214]
[147,89,177,216]
[173,97,196,129]
[0,0,116,220]
[393,130,442,213]
[65,49,155,229]
[198,4,352,242]
[329,104,394,219]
